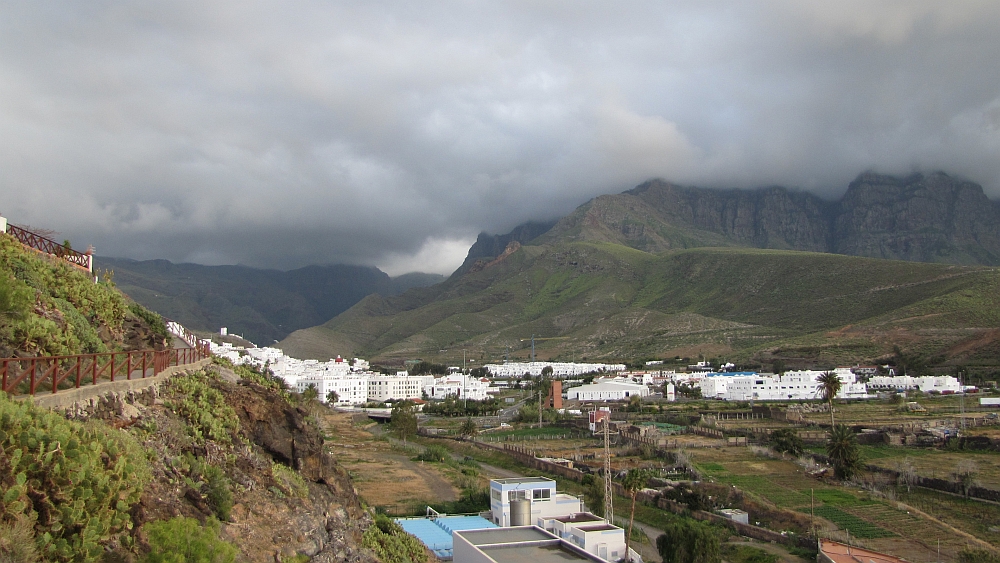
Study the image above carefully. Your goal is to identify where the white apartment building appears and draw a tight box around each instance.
[700,368,868,401]
[368,375,423,402]
[426,374,495,401]
[482,362,626,378]
[867,375,964,393]
[296,374,369,405]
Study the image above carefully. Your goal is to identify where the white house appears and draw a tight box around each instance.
[541,513,627,563]
[296,374,369,405]
[867,375,964,394]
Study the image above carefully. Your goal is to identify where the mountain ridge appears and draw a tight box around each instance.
[279,172,1000,371]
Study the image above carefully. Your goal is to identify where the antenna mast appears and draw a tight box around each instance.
[603,416,614,522]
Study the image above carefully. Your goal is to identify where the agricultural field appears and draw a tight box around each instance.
[856,445,1000,487]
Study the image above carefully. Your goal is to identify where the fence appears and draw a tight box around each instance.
[1,346,210,396]
[4,223,93,273]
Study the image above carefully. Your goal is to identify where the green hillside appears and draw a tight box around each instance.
[279,240,1000,373]
[0,235,167,358]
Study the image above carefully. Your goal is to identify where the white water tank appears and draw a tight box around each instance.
[510,499,531,526]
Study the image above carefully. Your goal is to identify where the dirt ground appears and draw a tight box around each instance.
[322,412,459,513]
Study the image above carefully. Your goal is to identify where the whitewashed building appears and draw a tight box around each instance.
[426,374,495,401]
[368,375,424,402]
[700,368,868,401]
[482,362,626,378]
[296,375,369,405]
[867,375,964,393]
[566,381,649,401]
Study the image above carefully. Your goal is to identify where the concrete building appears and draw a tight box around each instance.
[566,381,649,402]
[482,362,626,379]
[453,527,611,563]
[868,375,964,394]
[368,375,423,402]
[488,478,584,527]
[295,374,369,405]
[540,513,627,562]
[700,368,868,401]
[426,374,495,401]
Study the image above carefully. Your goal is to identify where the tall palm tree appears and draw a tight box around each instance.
[622,468,649,562]
[816,371,841,427]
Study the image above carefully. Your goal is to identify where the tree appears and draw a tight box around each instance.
[581,474,605,517]
[768,428,804,456]
[302,383,319,402]
[896,457,917,492]
[326,390,340,404]
[541,365,553,378]
[817,371,842,427]
[953,459,979,497]
[826,424,861,480]
[656,519,720,563]
[460,417,478,439]
[390,401,418,444]
[622,469,650,562]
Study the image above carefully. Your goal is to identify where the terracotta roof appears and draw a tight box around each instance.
[820,539,908,563]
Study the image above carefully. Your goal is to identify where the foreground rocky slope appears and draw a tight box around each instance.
[0,359,382,562]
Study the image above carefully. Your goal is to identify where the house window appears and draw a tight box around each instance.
[508,490,527,501]
[533,489,550,500]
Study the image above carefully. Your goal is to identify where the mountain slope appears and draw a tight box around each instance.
[280,240,1000,370]
[100,258,444,344]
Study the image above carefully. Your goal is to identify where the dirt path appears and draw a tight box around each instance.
[321,412,459,512]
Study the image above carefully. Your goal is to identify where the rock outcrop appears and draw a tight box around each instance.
[537,172,1000,266]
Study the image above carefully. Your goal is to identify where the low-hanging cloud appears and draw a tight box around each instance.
[2,1,999,275]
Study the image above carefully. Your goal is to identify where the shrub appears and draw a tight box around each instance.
[128,302,170,342]
[0,393,150,562]
[414,445,448,462]
[656,519,720,563]
[272,462,309,499]
[362,514,427,563]
[769,428,804,456]
[164,371,240,444]
[142,517,236,563]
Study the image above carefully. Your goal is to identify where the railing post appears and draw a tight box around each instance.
[126,352,132,381]
[92,356,98,385]
[76,358,83,388]
[52,359,59,394]
[142,352,147,378]
[110,352,116,382]
[29,358,36,395]
[1,359,6,393]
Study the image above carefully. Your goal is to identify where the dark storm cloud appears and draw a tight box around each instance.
[2,1,999,274]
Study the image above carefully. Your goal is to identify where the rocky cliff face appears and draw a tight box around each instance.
[538,172,1000,266]
[833,172,1000,264]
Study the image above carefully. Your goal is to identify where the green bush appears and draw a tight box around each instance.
[142,517,236,563]
[362,514,427,563]
[656,519,721,563]
[414,445,448,462]
[128,302,170,341]
[0,393,150,562]
[0,234,128,356]
[164,371,240,444]
[272,462,309,499]
[722,544,778,563]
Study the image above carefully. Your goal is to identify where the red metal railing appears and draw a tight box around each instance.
[1,344,210,396]
[5,223,93,272]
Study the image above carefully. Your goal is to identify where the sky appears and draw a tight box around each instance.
[2,2,1000,276]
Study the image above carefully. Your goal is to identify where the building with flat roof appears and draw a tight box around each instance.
[488,478,584,527]
[540,513,627,562]
[453,527,610,563]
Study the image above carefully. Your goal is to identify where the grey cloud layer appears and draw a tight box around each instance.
[2,1,999,273]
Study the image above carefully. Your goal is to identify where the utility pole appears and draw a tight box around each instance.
[531,334,536,363]
[603,416,614,523]
[538,387,543,427]
[960,370,966,431]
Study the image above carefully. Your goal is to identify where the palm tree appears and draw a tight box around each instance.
[622,468,649,562]
[826,424,861,480]
[326,390,339,404]
[816,371,841,427]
